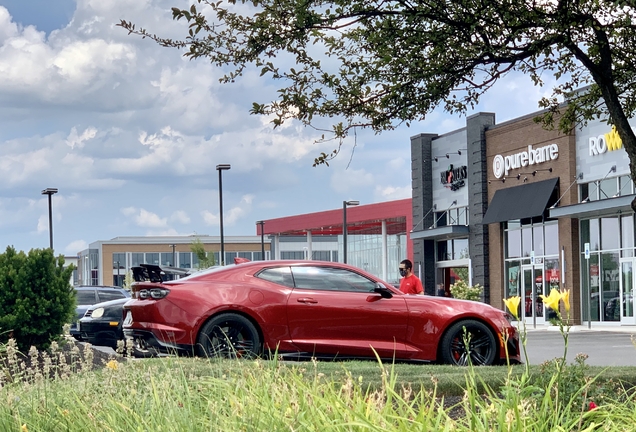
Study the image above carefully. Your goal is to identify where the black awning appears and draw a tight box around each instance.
[482,177,559,225]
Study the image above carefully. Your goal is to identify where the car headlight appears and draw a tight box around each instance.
[92,307,105,319]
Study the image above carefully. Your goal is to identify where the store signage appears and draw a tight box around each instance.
[492,144,559,178]
[589,126,623,156]
[440,164,467,191]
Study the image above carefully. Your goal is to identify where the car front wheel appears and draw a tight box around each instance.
[197,313,261,359]
[439,319,497,366]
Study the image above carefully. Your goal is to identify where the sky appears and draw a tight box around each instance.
[0,0,555,256]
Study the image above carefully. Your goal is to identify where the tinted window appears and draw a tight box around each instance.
[98,289,128,302]
[76,290,96,304]
[256,267,294,287]
[291,266,377,292]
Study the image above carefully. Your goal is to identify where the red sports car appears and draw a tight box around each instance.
[123,261,520,366]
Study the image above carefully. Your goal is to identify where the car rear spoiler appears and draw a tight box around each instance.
[131,264,191,283]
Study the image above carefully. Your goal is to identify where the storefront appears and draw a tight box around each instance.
[410,107,636,326]
[549,118,636,326]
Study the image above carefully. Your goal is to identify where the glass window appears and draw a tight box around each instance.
[291,266,377,292]
[281,251,304,259]
[505,261,521,298]
[253,251,264,261]
[97,289,127,302]
[619,175,632,196]
[622,215,634,257]
[589,219,600,251]
[506,229,521,259]
[599,177,618,200]
[224,252,236,265]
[238,252,252,259]
[600,252,620,321]
[454,238,469,259]
[437,241,450,261]
[521,226,532,257]
[601,217,620,250]
[532,226,544,256]
[580,183,590,202]
[457,207,468,226]
[312,251,330,261]
[76,290,96,305]
[435,211,447,228]
[146,253,159,265]
[131,253,144,267]
[256,267,294,287]
[161,252,174,266]
[112,253,126,269]
[179,252,192,268]
[544,223,559,256]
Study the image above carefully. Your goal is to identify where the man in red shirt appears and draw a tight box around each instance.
[399,259,424,295]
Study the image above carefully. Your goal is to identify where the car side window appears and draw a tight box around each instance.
[97,290,127,302]
[291,266,377,293]
[255,267,294,288]
[76,290,97,305]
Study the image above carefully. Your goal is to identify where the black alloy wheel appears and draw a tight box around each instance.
[440,319,497,366]
[197,313,261,359]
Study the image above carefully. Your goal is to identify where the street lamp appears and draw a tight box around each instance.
[256,220,265,260]
[41,188,58,250]
[343,200,359,264]
[169,244,176,267]
[216,164,231,265]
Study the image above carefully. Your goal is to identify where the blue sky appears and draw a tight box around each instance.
[0,0,551,256]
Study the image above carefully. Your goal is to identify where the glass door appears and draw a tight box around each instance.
[521,265,545,325]
[619,259,635,324]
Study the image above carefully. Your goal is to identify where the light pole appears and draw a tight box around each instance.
[343,200,359,264]
[116,260,120,286]
[169,244,176,266]
[256,220,265,260]
[216,164,231,265]
[41,188,58,250]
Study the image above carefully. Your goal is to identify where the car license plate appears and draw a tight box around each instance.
[123,311,132,326]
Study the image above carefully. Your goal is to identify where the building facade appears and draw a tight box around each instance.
[410,109,636,327]
[77,235,268,287]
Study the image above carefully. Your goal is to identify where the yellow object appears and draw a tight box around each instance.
[503,296,521,320]
[540,288,561,312]
[560,289,571,314]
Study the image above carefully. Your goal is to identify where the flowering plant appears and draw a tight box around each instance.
[449,279,483,301]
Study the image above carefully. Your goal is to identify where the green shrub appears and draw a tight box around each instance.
[450,279,483,301]
[0,247,75,351]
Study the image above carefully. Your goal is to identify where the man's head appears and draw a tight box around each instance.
[399,259,413,277]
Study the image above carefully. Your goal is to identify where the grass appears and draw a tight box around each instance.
[2,344,636,431]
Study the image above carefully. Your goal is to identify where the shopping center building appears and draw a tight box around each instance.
[410,110,636,326]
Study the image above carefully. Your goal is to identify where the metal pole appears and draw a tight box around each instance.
[117,261,120,286]
[343,201,348,263]
[257,221,265,260]
[47,193,53,250]
[219,169,225,265]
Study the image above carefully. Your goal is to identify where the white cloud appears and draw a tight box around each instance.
[65,239,88,255]
[66,126,97,149]
[170,210,190,224]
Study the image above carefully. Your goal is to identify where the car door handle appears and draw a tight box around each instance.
[297,297,318,304]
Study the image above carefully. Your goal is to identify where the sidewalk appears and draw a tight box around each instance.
[524,323,636,333]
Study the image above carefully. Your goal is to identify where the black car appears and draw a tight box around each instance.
[79,297,130,351]
[70,286,131,340]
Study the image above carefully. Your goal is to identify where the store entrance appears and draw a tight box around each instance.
[617,259,636,324]
[521,264,546,325]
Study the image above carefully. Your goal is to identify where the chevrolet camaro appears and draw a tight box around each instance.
[123,261,520,365]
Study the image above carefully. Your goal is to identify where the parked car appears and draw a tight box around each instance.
[70,286,131,340]
[123,261,520,366]
[79,298,130,350]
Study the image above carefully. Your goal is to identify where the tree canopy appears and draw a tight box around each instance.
[120,0,636,201]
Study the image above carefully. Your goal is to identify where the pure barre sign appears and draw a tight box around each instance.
[492,144,559,179]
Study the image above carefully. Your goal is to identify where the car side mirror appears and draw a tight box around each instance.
[373,285,393,299]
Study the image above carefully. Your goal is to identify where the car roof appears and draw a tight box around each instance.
[85,297,131,311]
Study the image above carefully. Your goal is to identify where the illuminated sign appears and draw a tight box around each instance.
[492,144,559,178]
[440,164,467,191]
[589,126,623,156]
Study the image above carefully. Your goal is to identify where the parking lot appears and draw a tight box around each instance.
[525,328,636,366]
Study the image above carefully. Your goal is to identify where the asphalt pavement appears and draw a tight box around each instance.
[524,325,636,366]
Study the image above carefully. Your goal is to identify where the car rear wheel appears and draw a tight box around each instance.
[440,320,497,366]
[197,313,261,359]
